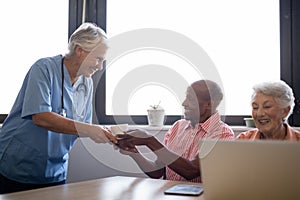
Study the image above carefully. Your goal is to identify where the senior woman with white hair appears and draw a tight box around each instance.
[237,80,300,140]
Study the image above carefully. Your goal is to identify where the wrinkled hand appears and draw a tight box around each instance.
[116,129,153,150]
[103,128,118,144]
[87,125,117,144]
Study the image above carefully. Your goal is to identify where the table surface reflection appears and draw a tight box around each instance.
[0,176,204,200]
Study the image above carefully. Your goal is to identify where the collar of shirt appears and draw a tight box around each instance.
[259,123,298,141]
[184,112,220,133]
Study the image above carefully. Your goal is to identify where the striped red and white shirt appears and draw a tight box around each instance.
[163,112,234,182]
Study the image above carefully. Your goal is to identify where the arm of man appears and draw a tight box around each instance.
[117,130,200,180]
[119,147,165,179]
[32,112,117,143]
[146,138,200,180]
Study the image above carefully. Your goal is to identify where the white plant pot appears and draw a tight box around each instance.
[147,109,165,126]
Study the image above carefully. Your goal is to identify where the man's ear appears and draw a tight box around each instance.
[206,101,212,108]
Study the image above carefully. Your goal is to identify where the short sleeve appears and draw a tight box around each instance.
[21,61,53,118]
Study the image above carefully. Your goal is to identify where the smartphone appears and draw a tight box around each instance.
[164,184,203,196]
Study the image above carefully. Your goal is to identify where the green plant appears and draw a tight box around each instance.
[150,101,161,109]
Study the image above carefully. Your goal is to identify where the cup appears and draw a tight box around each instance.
[110,124,129,135]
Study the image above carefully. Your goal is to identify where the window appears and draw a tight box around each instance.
[2,0,299,126]
[0,0,68,121]
[95,0,288,125]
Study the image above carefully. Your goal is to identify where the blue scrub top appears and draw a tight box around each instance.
[0,55,93,184]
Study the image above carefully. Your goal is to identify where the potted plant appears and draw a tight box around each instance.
[147,101,165,127]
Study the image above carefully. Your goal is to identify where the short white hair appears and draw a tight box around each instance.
[65,22,107,58]
[251,80,295,119]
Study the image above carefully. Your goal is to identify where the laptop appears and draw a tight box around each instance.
[199,139,300,200]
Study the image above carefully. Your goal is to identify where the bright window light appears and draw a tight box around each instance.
[109,0,279,116]
[0,0,68,114]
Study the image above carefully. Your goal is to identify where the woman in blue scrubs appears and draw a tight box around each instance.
[0,22,117,194]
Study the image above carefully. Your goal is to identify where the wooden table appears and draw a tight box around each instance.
[0,176,205,200]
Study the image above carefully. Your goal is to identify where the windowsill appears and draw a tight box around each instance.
[127,125,254,134]
[128,125,171,131]
[127,125,300,135]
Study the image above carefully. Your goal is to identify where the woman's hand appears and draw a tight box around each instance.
[80,125,117,144]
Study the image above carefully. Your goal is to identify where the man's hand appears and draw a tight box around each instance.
[116,129,153,149]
